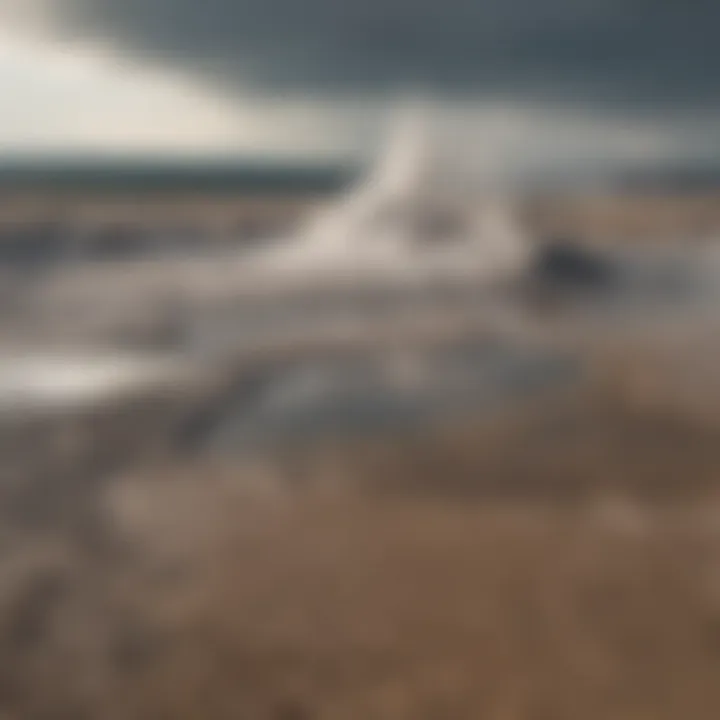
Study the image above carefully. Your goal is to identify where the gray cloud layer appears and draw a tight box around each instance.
[54,0,718,108]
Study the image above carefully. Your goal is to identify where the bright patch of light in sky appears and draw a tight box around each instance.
[0,30,243,154]
[0,27,363,157]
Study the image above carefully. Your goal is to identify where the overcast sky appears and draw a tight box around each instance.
[1,0,719,170]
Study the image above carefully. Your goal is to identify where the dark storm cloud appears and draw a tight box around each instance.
[57,0,719,107]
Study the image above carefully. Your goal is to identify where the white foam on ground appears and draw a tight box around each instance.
[0,353,183,412]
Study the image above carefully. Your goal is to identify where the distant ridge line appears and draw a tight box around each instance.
[0,160,360,195]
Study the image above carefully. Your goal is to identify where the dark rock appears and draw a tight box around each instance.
[532,238,619,290]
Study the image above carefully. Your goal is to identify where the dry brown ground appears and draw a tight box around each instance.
[3,189,720,242]
[526,192,720,241]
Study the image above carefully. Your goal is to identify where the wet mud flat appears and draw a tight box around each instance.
[0,323,720,718]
